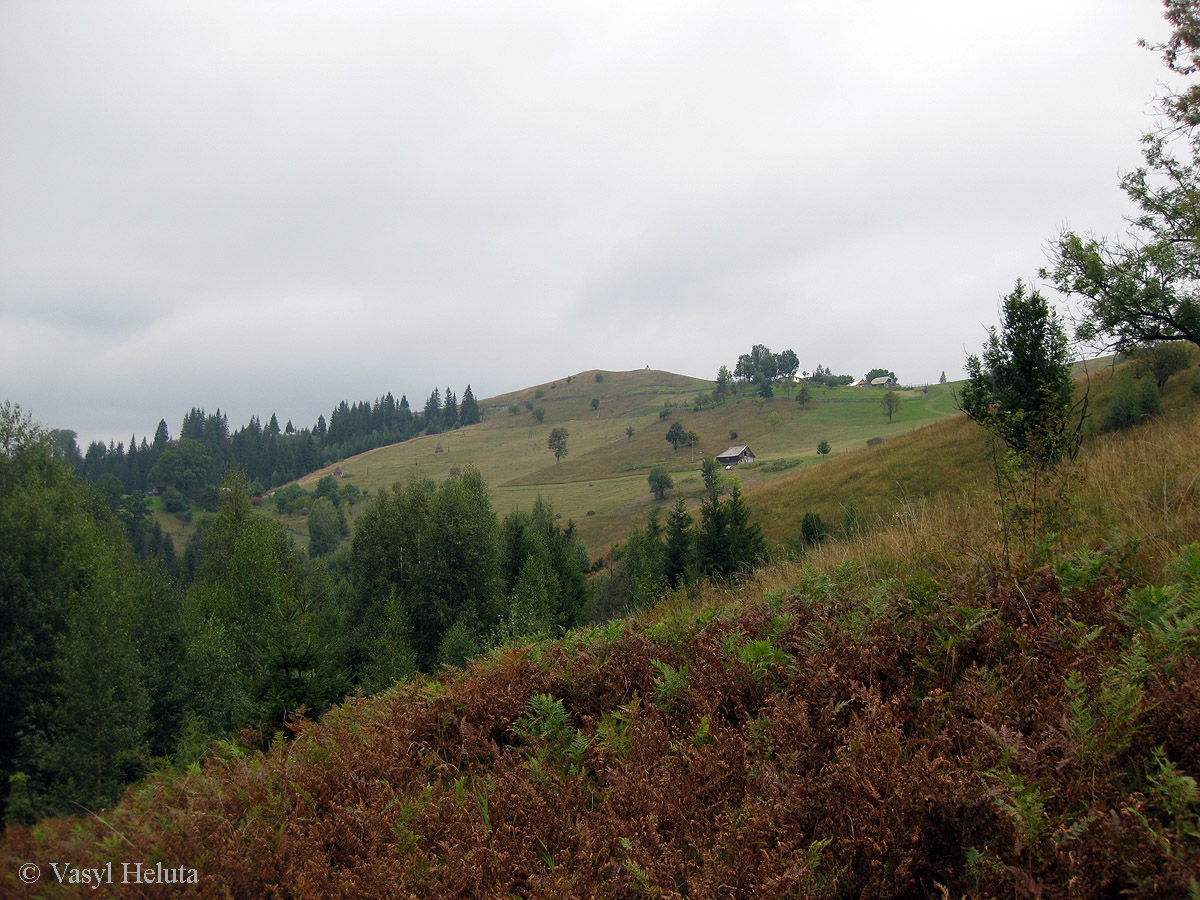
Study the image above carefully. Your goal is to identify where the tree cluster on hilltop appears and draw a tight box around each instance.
[717,345,858,402]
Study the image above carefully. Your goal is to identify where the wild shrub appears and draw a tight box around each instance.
[1100,373,1160,432]
[801,511,825,545]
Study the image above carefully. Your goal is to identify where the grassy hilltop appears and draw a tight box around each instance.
[278,368,961,554]
[5,355,1199,897]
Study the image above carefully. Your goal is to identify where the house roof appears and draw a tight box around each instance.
[870,376,894,385]
[717,445,754,459]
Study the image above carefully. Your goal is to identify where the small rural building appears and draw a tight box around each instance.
[870,376,896,387]
[716,445,756,466]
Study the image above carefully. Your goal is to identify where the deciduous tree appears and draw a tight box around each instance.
[665,421,686,452]
[648,465,673,500]
[880,390,902,424]
[957,280,1081,464]
[547,426,569,463]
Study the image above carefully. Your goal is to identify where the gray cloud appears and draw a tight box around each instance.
[0,0,1175,445]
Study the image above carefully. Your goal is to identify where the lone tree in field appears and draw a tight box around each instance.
[647,465,673,500]
[816,440,831,456]
[665,421,686,452]
[767,411,781,431]
[880,390,901,424]
[547,427,569,463]
[625,425,635,442]
[957,280,1082,465]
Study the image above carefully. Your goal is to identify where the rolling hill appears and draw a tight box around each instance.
[278,368,963,554]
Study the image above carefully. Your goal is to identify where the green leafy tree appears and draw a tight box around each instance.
[648,465,674,500]
[591,397,600,416]
[532,406,546,425]
[1131,341,1193,388]
[352,467,501,673]
[880,390,902,424]
[547,426,569,463]
[308,496,348,557]
[1045,9,1200,359]
[958,282,1086,566]
[625,425,635,442]
[665,421,686,452]
[735,344,779,397]
[957,280,1082,465]
[147,437,211,499]
[767,411,781,431]
[775,349,800,396]
[817,440,831,456]
[795,384,812,407]
[0,403,154,816]
[714,364,733,403]
[865,367,896,382]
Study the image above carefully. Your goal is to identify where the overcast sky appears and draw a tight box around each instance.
[0,0,1175,446]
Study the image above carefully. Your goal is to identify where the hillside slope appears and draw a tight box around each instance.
[4,363,1199,898]
[281,368,960,553]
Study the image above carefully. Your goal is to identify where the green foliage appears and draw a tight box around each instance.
[650,659,689,710]
[809,363,854,387]
[647,465,673,500]
[0,403,157,815]
[532,406,546,424]
[161,485,187,514]
[1100,372,1161,432]
[1047,135,1200,357]
[958,280,1081,465]
[816,440,831,456]
[880,390,901,423]
[1132,341,1193,388]
[736,638,790,680]
[840,497,862,537]
[148,437,212,500]
[547,426,569,463]
[307,496,348,556]
[664,420,686,451]
[733,344,801,397]
[800,511,825,545]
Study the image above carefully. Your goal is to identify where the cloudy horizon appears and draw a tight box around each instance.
[0,0,1176,447]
